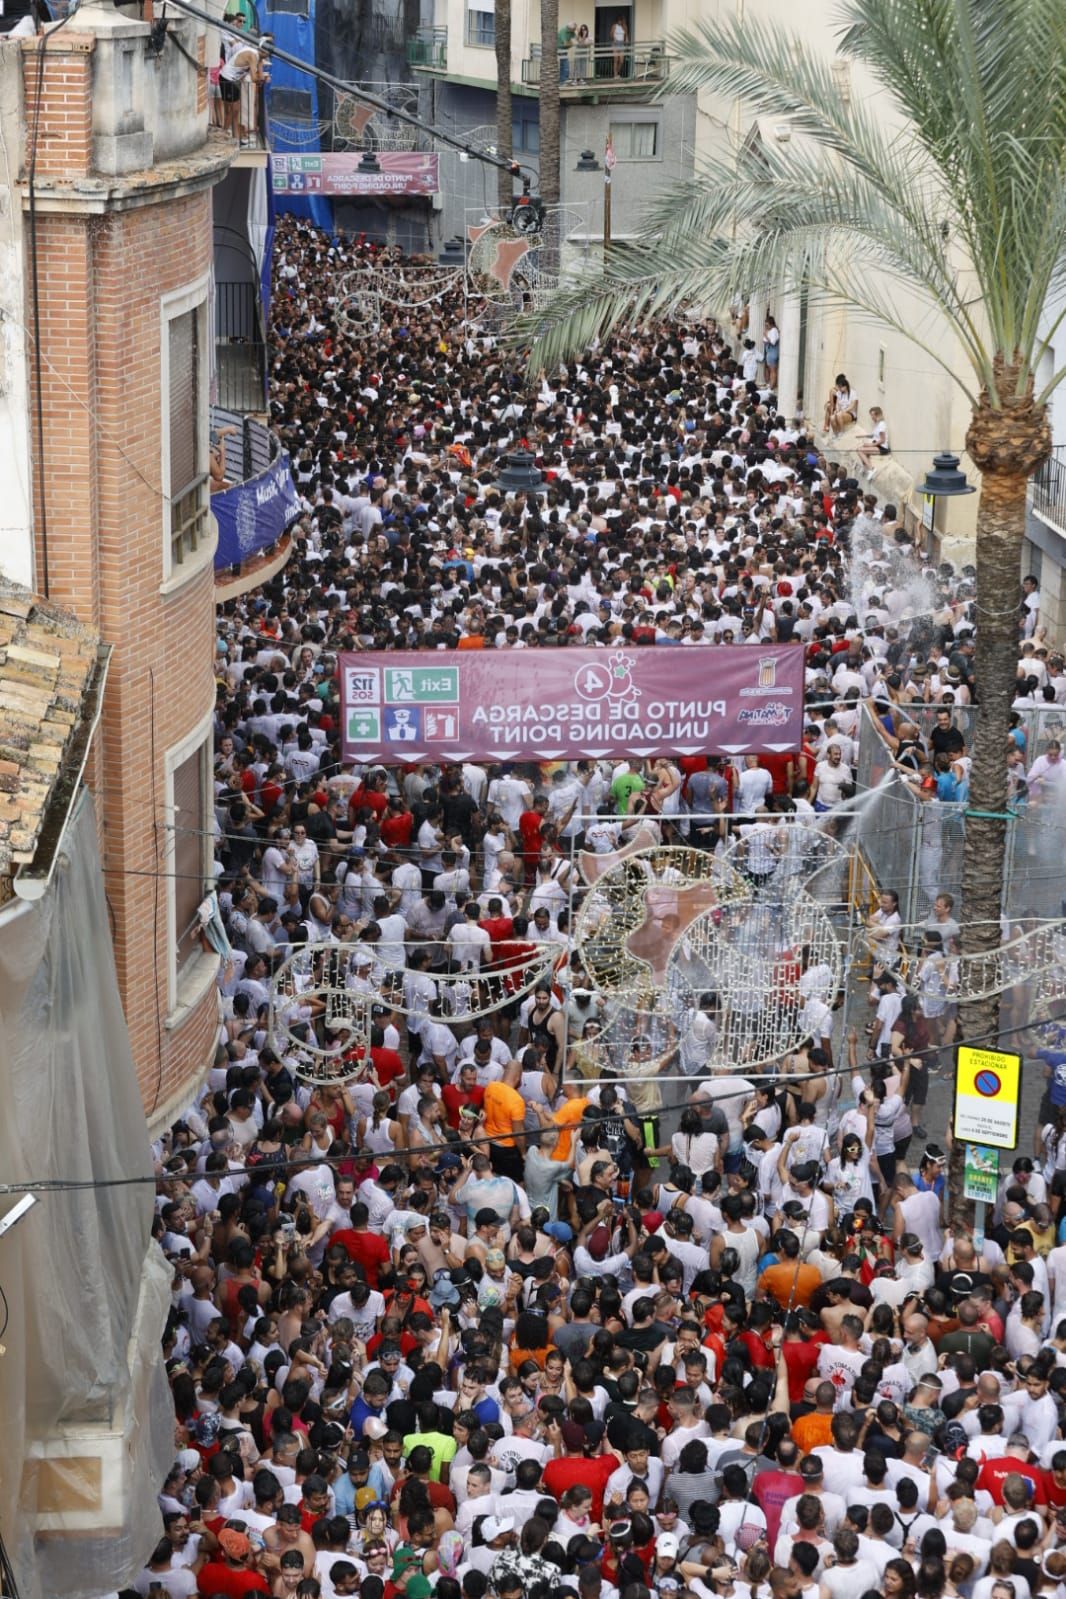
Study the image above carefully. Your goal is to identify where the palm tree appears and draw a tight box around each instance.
[539,0,561,206]
[527,0,1066,1110]
[495,0,514,215]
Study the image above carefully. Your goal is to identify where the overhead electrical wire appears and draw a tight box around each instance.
[0,1006,1048,1198]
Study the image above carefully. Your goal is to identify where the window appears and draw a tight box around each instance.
[161,278,210,581]
[878,344,886,388]
[170,739,211,983]
[268,86,314,121]
[466,9,495,46]
[266,0,309,14]
[609,119,658,158]
[512,118,539,154]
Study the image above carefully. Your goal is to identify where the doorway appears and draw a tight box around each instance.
[594,4,633,78]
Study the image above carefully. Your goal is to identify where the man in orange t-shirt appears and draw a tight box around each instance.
[790,1383,837,1453]
[755,1232,822,1310]
[551,1082,590,1161]
[482,1062,526,1181]
[756,1258,823,1310]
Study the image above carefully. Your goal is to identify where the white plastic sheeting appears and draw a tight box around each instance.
[0,791,175,1599]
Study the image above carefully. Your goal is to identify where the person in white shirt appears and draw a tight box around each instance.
[448,902,492,970]
[866,890,902,964]
[811,747,852,812]
[736,756,773,814]
[487,772,532,831]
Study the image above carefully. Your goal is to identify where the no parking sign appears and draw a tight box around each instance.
[953,1045,1021,1150]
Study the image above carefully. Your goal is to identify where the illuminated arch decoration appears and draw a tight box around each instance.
[270,937,560,1085]
[571,827,848,1078]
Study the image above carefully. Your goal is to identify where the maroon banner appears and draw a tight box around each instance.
[271,153,441,197]
[339,646,805,764]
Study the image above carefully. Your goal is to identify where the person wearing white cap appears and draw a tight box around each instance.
[464,1514,516,1576]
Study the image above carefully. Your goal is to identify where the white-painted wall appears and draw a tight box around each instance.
[0,41,35,590]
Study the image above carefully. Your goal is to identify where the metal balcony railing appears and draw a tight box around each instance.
[407,26,447,68]
[215,281,266,414]
[523,39,670,88]
[1033,448,1066,534]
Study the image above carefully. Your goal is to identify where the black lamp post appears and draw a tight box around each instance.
[575,148,610,251]
[496,449,544,495]
[916,451,975,557]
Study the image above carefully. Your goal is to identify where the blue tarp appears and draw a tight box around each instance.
[213,450,301,568]
[263,0,332,230]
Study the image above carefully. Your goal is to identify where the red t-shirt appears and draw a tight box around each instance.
[518,810,544,861]
[442,1082,486,1129]
[332,1228,391,1287]
[736,1328,776,1371]
[480,915,514,945]
[367,1326,419,1361]
[753,1469,804,1545]
[380,810,414,849]
[259,778,284,815]
[975,1454,1047,1504]
[781,1338,823,1404]
[1043,1470,1066,1507]
[197,1563,270,1596]
[759,752,796,794]
[371,1045,406,1093]
[493,939,539,991]
[543,1453,618,1519]
[349,785,388,820]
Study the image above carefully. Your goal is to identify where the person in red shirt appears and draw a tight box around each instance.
[380,794,414,851]
[1043,1452,1066,1508]
[759,751,796,795]
[542,1419,620,1519]
[370,1035,406,1094]
[331,1200,391,1287]
[976,1446,1048,1505]
[299,1473,333,1533]
[493,916,539,992]
[442,1062,487,1130]
[752,1437,804,1545]
[196,1528,270,1596]
[258,763,285,817]
[518,796,549,881]
[780,1317,825,1404]
[349,770,389,824]
[479,896,514,953]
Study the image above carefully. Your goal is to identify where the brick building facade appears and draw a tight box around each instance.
[16,1,231,1119]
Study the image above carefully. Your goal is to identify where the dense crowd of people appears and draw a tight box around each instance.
[119,217,1066,1599]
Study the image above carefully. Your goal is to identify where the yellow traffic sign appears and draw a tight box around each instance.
[953,1045,1021,1151]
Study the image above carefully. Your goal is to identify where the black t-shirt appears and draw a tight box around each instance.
[616,1324,668,1354]
[930,724,965,755]
[863,1426,904,1459]
[442,790,478,841]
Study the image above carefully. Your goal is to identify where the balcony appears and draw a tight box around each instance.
[1033,448,1066,537]
[215,280,266,415]
[522,40,670,94]
[407,26,448,69]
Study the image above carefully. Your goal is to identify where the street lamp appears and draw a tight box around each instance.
[574,145,612,252]
[916,452,975,558]
[496,449,544,495]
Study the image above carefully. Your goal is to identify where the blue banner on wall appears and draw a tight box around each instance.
[213,451,301,569]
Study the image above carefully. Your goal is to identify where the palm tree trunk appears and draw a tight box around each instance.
[951,374,1051,1233]
[952,464,1028,1231]
[495,0,513,215]
[539,0,561,207]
